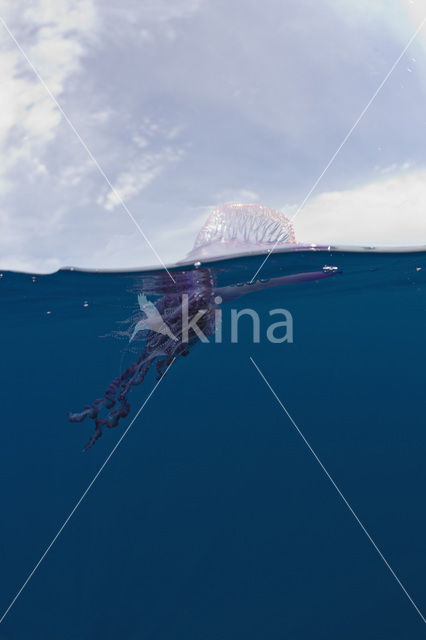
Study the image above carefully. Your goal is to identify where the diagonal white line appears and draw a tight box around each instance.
[250,356,426,626]
[0,357,176,625]
[0,16,176,284]
[250,18,426,283]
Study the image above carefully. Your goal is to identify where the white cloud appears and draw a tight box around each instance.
[0,0,192,274]
[108,0,202,27]
[329,0,425,41]
[101,0,203,43]
[294,167,426,246]
[99,147,184,211]
[215,188,260,204]
[59,160,94,187]
[0,0,98,183]
[0,1,102,273]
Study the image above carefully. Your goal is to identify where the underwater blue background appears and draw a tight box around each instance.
[1,250,426,639]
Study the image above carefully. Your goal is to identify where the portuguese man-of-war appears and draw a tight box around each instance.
[69,203,337,450]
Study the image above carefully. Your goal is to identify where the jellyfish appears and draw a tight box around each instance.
[69,203,336,450]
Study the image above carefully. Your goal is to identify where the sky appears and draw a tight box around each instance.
[0,0,425,273]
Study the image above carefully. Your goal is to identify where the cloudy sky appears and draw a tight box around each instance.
[0,0,425,273]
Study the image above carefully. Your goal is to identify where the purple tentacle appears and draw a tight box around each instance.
[69,269,216,450]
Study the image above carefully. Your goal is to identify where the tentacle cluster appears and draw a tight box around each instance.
[69,270,215,450]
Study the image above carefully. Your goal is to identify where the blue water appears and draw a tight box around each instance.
[1,250,426,639]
